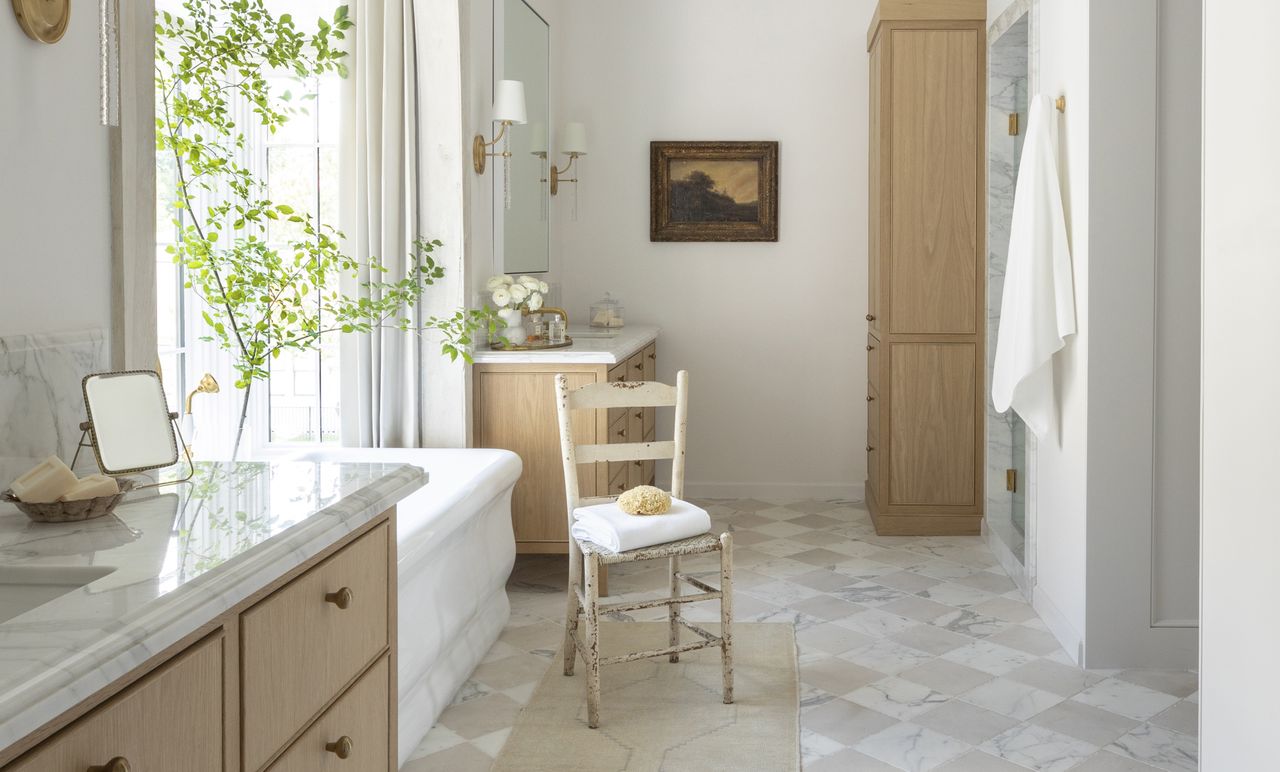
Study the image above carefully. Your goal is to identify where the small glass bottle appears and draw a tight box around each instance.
[529,316,546,341]
[548,317,566,345]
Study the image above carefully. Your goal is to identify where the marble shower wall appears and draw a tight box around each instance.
[0,329,107,470]
[987,14,1030,566]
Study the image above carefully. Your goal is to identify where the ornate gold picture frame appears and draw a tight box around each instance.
[650,141,779,242]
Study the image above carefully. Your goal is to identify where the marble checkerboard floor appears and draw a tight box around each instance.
[402,499,1198,772]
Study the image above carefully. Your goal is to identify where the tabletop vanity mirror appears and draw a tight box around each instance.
[78,370,193,484]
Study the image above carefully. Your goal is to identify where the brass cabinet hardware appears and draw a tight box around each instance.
[324,587,354,609]
[867,344,876,351]
[633,360,644,371]
[634,460,642,467]
[87,759,131,772]
[1008,112,1020,135]
[648,352,655,359]
[325,736,354,759]
[866,314,876,322]
[1006,469,1018,492]
[616,428,627,438]
[635,411,644,420]
[866,395,875,402]
[866,444,875,452]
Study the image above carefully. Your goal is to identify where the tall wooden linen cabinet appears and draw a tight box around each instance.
[865,0,986,536]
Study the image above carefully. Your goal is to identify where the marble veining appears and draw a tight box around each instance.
[470,324,659,365]
[0,330,107,468]
[0,460,427,752]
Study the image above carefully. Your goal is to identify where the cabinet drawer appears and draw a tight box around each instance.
[268,657,390,772]
[627,350,646,381]
[867,381,880,496]
[242,524,390,771]
[867,333,880,388]
[10,635,222,772]
[607,464,628,496]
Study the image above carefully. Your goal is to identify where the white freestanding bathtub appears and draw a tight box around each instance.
[283,448,521,765]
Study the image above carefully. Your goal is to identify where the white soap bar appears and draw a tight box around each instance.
[8,456,79,503]
[60,474,121,502]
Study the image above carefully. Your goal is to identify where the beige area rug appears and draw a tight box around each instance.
[493,622,799,772]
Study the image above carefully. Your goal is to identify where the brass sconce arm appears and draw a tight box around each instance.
[550,153,581,196]
[473,120,515,175]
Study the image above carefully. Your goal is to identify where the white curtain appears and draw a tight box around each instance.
[341,0,469,449]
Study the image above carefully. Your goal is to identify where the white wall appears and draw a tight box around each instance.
[1027,0,1091,662]
[0,9,113,340]
[1201,0,1280,764]
[553,0,874,498]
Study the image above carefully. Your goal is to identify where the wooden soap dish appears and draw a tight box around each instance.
[2,480,134,524]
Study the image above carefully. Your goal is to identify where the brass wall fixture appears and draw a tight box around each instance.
[1055,95,1067,113]
[185,372,220,414]
[472,79,527,175]
[1008,113,1020,136]
[550,122,588,196]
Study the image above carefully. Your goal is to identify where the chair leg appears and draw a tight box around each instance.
[668,555,681,663]
[719,533,734,705]
[563,543,583,676]
[583,552,602,728]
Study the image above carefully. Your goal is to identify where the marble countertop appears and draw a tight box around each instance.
[0,460,427,753]
[471,324,659,365]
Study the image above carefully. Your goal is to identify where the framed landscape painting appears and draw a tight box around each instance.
[650,141,779,242]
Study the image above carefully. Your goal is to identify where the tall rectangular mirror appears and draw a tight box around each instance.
[498,0,550,274]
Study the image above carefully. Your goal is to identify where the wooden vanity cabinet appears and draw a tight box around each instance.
[866,0,986,535]
[475,341,658,553]
[2,513,398,772]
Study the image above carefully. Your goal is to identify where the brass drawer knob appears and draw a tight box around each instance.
[648,352,655,359]
[325,736,354,759]
[866,395,875,402]
[866,444,875,452]
[634,360,644,371]
[87,759,130,772]
[635,410,643,420]
[634,460,642,467]
[866,314,876,322]
[866,344,875,351]
[325,587,354,609]
[616,428,627,438]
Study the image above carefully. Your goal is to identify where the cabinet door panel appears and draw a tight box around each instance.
[477,369,598,542]
[888,343,976,506]
[868,39,884,335]
[10,636,222,772]
[889,28,979,334]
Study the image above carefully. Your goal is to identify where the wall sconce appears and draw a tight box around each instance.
[472,79,527,175]
[550,122,588,196]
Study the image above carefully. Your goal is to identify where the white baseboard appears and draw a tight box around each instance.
[682,481,865,502]
[1034,587,1085,666]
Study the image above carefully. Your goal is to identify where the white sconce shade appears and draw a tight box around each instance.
[561,122,588,155]
[528,122,548,155]
[493,79,527,124]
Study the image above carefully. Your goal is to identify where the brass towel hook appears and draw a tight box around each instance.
[1055,95,1066,113]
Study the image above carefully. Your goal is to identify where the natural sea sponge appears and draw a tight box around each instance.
[617,485,672,516]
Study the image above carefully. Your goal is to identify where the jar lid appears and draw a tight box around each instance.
[594,292,621,307]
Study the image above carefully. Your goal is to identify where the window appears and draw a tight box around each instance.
[156,1,345,452]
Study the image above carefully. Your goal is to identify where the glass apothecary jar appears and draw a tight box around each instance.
[589,292,625,329]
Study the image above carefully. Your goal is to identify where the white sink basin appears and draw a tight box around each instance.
[0,565,117,624]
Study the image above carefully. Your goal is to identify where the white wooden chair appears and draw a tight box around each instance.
[554,370,733,729]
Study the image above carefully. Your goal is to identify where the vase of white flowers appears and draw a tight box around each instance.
[487,274,550,346]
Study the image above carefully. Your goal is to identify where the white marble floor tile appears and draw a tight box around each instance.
[980,723,1099,772]
[913,699,1020,744]
[1072,677,1181,721]
[1149,700,1197,737]
[848,676,951,720]
[857,722,970,772]
[837,608,921,639]
[916,582,997,608]
[961,677,1066,720]
[842,638,937,676]
[1107,724,1198,772]
[941,640,1038,676]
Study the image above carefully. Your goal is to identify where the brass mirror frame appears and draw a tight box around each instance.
[11,0,71,44]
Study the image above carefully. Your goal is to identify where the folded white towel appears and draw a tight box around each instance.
[570,497,711,553]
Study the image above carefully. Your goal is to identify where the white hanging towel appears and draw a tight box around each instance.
[992,94,1077,440]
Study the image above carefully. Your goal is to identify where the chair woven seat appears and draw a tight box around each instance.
[576,532,723,564]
